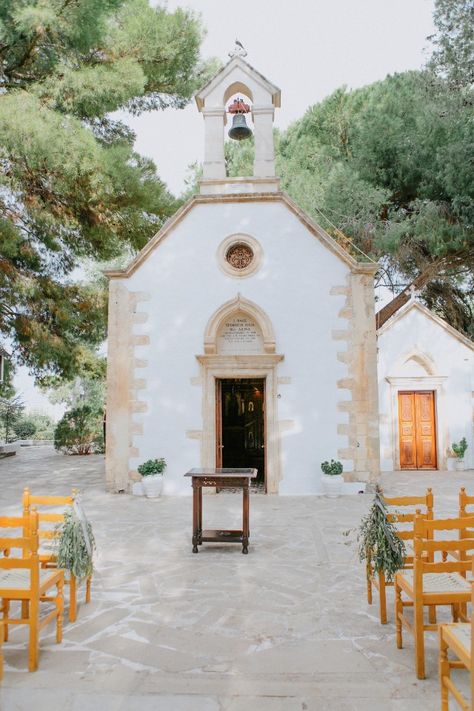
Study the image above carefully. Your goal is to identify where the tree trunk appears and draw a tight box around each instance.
[376,270,436,329]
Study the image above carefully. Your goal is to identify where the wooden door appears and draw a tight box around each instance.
[415,392,437,469]
[398,391,437,470]
[216,378,266,485]
[215,379,223,467]
[399,392,417,469]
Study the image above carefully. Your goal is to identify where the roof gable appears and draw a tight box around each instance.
[104,192,377,279]
[195,56,281,110]
[377,300,474,352]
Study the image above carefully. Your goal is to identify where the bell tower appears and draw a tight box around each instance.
[195,47,281,195]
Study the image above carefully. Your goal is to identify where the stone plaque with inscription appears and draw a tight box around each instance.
[217,314,264,354]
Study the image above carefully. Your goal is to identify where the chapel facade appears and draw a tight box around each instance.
[104,56,382,494]
[377,299,474,472]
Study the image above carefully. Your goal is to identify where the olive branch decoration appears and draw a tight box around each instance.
[357,486,406,582]
[54,500,96,579]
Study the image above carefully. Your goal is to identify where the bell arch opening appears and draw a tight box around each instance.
[223,81,253,105]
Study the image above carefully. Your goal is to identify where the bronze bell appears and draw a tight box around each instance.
[228,113,252,141]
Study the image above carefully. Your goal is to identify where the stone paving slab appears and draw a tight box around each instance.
[0,447,473,709]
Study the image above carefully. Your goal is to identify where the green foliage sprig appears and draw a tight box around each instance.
[358,486,406,582]
[452,437,468,459]
[138,458,167,477]
[56,509,95,579]
[321,459,343,476]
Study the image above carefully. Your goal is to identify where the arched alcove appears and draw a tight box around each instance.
[203,294,276,354]
[223,81,253,105]
[393,349,437,377]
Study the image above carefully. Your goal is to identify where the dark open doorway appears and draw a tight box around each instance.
[216,378,266,487]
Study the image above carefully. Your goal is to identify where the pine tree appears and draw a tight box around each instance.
[224,70,474,335]
[0,0,215,380]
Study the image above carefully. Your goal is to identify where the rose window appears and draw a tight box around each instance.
[225,243,254,270]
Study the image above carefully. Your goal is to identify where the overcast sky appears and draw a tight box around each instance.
[127,0,436,196]
[15,0,437,414]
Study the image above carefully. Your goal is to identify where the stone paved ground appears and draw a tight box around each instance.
[0,446,473,710]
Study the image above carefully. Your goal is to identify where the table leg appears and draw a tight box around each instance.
[192,482,199,553]
[198,485,203,545]
[242,483,249,554]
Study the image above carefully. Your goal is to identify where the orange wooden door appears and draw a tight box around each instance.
[415,391,437,469]
[398,391,437,470]
[399,392,417,469]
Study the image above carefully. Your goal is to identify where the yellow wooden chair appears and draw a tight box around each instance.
[439,579,474,710]
[22,488,92,623]
[367,488,434,624]
[460,489,474,516]
[395,511,474,679]
[457,489,474,567]
[0,619,4,681]
[0,510,64,672]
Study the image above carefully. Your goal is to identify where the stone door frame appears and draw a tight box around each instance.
[386,376,448,471]
[196,354,283,493]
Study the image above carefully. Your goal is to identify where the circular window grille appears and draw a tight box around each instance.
[226,243,254,270]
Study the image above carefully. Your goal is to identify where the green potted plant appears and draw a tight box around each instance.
[138,458,166,498]
[451,437,468,471]
[320,459,344,497]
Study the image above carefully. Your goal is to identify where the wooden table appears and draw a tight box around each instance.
[184,468,257,554]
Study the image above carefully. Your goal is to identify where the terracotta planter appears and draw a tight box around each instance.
[142,475,163,498]
[321,473,343,498]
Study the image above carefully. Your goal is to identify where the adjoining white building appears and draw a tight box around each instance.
[105,55,380,494]
[105,54,473,494]
[377,299,474,472]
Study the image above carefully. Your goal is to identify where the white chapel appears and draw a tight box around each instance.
[105,54,473,494]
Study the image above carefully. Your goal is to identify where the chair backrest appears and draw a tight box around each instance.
[413,512,474,579]
[382,489,434,543]
[459,488,474,541]
[22,488,75,553]
[0,511,40,590]
[459,488,474,516]
[471,582,474,665]
[471,584,474,706]
[0,617,3,681]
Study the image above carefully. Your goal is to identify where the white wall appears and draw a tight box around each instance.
[120,200,352,494]
[378,305,474,471]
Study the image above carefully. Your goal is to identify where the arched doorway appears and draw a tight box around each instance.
[197,295,283,493]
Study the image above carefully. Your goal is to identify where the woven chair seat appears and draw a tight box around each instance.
[399,570,471,593]
[0,568,59,590]
[446,623,471,653]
